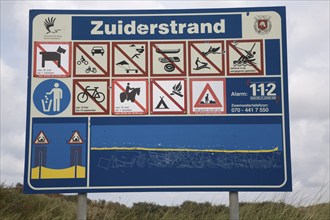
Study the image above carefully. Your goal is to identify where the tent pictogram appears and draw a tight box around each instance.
[34,131,49,144]
[188,41,225,76]
[155,97,169,109]
[112,42,148,77]
[151,79,187,114]
[73,42,110,77]
[190,79,226,114]
[112,79,148,115]
[34,42,71,78]
[150,41,186,76]
[73,79,110,115]
[69,131,84,144]
[194,83,222,108]
[226,40,264,76]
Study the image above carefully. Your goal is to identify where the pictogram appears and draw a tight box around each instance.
[34,42,71,77]
[73,42,110,77]
[112,42,148,77]
[226,40,264,76]
[73,79,110,115]
[188,41,225,76]
[151,78,187,114]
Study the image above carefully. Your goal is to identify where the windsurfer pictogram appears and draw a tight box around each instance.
[233,42,257,66]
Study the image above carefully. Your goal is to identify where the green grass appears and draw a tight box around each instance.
[0,183,329,220]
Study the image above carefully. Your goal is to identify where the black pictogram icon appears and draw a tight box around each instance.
[193,57,210,70]
[77,55,89,65]
[44,17,61,34]
[155,96,169,109]
[157,48,181,72]
[77,86,105,103]
[233,42,257,66]
[85,66,97,73]
[200,93,216,105]
[130,44,145,59]
[39,46,66,68]
[116,60,138,73]
[170,82,183,97]
[91,46,104,56]
[202,46,221,57]
[120,83,140,102]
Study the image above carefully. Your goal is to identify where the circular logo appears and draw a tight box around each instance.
[33,79,70,115]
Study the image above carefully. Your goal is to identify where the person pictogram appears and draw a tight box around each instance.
[46,82,63,112]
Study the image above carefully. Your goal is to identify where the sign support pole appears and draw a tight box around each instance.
[77,193,87,220]
[229,191,239,220]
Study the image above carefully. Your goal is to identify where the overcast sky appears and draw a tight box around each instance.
[1,1,329,206]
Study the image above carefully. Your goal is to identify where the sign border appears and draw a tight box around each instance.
[25,7,291,193]
[112,42,148,77]
[73,42,110,77]
[226,39,264,76]
[33,42,72,78]
[190,78,227,115]
[72,79,110,115]
[150,78,187,115]
[112,78,149,115]
[188,40,225,76]
[150,41,187,77]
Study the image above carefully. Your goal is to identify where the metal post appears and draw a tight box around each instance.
[229,191,239,220]
[77,193,87,220]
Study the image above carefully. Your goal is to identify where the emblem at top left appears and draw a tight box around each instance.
[33,42,72,78]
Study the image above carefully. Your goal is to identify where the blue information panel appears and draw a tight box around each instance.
[24,7,291,193]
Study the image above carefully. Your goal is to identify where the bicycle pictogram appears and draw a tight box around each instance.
[77,86,105,103]
[77,55,88,65]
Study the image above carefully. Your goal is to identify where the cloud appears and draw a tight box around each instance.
[1,0,329,206]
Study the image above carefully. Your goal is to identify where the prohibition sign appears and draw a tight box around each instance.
[112,79,148,115]
[112,42,148,77]
[226,39,264,76]
[150,41,186,76]
[151,78,187,114]
[73,79,110,115]
[34,42,71,77]
[188,40,225,76]
[73,42,110,77]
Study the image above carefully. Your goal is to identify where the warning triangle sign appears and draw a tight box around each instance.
[69,131,83,144]
[34,131,49,145]
[194,83,222,108]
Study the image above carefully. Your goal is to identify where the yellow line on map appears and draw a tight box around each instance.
[91,147,279,153]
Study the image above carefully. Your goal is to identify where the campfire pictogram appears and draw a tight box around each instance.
[170,82,183,97]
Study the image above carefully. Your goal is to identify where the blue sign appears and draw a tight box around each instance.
[24,7,291,194]
[33,79,70,115]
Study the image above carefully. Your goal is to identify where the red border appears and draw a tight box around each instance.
[34,131,49,145]
[188,40,225,76]
[226,39,264,76]
[73,42,110,77]
[72,79,110,115]
[69,131,84,144]
[112,78,149,115]
[150,41,186,77]
[189,78,227,115]
[150,78,187,115]
[33,42,72,78]
[112,42,148,77]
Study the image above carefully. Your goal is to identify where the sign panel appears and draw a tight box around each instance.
[25,7,291,193]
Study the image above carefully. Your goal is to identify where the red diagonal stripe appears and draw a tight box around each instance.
[114,81,146,112]
[153,81,184,111]
[37,44,69,75]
